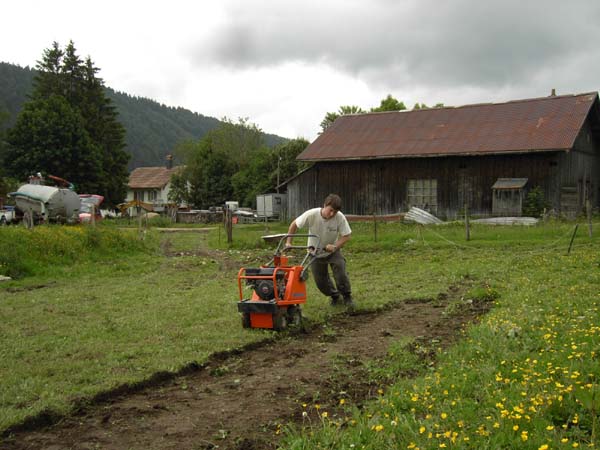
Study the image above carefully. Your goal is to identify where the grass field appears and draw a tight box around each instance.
[0,219,599,448]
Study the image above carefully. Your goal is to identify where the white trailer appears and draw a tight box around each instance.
[256,193,287,219]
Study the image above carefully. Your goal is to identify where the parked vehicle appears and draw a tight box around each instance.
[9,183,80,228]
[0,206,16,225]
[79,195,104,223]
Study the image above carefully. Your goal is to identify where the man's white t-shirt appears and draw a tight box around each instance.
[295,207,352,249]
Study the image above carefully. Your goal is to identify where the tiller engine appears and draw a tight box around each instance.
[236,234,319,331]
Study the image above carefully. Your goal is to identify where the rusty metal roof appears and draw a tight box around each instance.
[492,178,528,190]
[128,166,180,189]
[299,92,598,161]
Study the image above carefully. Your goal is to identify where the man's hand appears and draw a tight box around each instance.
[325,244,337,252]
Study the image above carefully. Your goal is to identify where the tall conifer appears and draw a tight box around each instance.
[6,41,129,206]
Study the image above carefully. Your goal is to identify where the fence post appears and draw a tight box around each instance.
[587,199,593,238]
[373,212,378,242]
[465,203,470,241]
[567,223,579,255]
[226,208,233,244]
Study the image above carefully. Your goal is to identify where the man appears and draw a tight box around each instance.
[285,194,354,308]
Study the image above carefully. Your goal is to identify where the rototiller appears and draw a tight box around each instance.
[236,234,320,331]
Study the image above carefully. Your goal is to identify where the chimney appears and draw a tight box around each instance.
[166,154,173,169]
[550,88,556,97]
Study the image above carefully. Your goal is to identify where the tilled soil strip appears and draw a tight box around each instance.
[3,289,489,450]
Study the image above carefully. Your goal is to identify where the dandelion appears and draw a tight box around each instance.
[441,412,448,419]
[373,424,384,432]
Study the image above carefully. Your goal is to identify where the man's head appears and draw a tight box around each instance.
[321,194,342,220]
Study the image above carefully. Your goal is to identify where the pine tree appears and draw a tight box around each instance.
[6,41,129,206]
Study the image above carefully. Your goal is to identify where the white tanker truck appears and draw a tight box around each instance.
[9,176,80,228]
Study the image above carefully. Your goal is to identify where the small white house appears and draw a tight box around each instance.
[125,155,182,215]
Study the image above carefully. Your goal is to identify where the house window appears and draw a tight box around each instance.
[147,190,157,202]
[407,179,438,213]
[134,190,144,201]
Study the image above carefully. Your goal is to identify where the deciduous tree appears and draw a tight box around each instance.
[371,94,406,112]
[320,105,365,132]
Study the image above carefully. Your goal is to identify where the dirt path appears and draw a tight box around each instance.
[2,284,490,450]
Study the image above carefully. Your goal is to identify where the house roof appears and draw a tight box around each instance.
[299,92,599,161]
[128,166,180,189]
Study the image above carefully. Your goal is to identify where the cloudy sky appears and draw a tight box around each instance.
[2,0,600,140]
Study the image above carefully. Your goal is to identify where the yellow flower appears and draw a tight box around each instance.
[539,445,549,450]
[513,425,519,431]
[321,412,328,418]
[419,426,426,434]
[441,413,448,419]
[339,399,346,405]
[546,425,554,431]
[373,424,384,432]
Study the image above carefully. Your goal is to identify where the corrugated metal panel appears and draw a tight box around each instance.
[492,178,529,189]
[299,93,598,161]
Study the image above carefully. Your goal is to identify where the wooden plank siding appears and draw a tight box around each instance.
[286,147,599,220]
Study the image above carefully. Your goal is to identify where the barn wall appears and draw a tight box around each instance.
[286,152,567,220]
[566,119,600,211]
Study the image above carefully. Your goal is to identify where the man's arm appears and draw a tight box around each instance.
[285,220,298,246]
[325,233,351,252]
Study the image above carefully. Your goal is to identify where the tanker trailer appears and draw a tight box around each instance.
[9,184,80,228]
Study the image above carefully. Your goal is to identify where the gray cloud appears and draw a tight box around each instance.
[189,0,600,94]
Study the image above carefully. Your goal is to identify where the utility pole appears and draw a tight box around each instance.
[276,151,281,194]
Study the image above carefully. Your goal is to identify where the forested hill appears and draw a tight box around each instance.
[0,62,287,169]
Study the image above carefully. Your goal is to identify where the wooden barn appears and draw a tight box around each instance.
[283,92,600,220]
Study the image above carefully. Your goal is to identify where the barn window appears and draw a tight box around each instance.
[407,179,438,213]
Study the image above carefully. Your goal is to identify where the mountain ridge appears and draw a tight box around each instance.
[0,62,287,169]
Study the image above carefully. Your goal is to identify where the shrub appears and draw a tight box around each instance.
[522,186,548,217]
